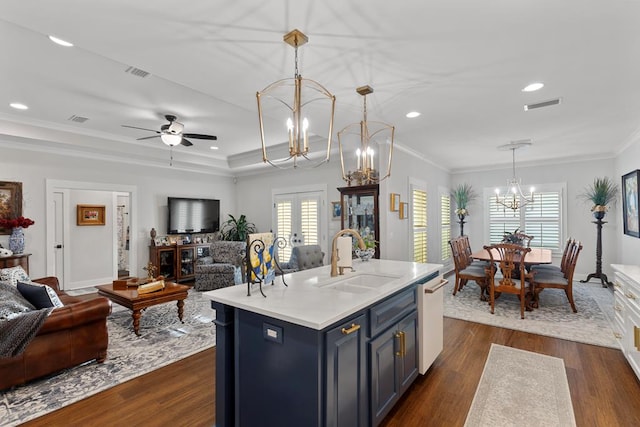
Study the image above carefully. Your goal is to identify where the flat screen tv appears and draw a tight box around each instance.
[167,197,220,234]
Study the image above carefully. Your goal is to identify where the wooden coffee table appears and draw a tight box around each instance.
[96,282,190,336]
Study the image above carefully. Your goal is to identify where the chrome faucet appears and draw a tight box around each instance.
[331,229,366,277]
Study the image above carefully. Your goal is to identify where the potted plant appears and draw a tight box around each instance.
[579,177,619,219]
[220,214,257,241]
[451,183,477,218]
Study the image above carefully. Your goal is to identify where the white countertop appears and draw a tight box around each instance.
[611,264,640,283]
[203,259,442,330]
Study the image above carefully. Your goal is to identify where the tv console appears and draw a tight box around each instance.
[149,243,210,283]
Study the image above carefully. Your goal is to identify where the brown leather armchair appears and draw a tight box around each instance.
[0,277,112,390]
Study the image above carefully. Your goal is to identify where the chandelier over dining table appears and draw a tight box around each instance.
[256,29,336,169]
[494,140,535,210]
[338,85,395,185]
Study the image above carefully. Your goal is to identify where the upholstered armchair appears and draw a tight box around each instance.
[276,244,325,275]
[194,241,246,291]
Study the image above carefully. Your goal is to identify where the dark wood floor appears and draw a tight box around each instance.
[21,318,640,427]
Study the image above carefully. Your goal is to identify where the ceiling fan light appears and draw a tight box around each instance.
[161,133,182,146]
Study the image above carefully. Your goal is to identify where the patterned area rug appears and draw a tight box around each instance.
[0,289,216,426]
[465,344,576,426]
[444,278,617,348]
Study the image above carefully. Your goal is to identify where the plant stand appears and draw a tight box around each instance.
[457,214,466,237]
[580,216,612,288]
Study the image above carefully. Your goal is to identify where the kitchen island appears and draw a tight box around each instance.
[204,259,442,427]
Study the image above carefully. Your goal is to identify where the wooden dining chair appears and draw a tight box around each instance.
[531,238,574,276]
[514,232,534,248]
[449,238,490,300]
[530,241,583,312]
[484,243,532,319]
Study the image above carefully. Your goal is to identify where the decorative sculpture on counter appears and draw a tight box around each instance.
[246,233,287,297]
[143,262,157,280]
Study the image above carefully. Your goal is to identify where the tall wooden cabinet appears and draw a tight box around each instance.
[338,184,380,258]
[149,243,210,282]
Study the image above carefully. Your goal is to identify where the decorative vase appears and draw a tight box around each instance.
[9,227,25,254]
[355,247,375,262]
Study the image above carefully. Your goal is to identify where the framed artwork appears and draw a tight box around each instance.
[0,181,22,235]
[390,193,400,212]
[622,170,640,238]
[77,204,106,226]
[399,202,409,220]
[331,201,342,220]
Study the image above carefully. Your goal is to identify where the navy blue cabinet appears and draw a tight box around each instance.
[325,313,369,427]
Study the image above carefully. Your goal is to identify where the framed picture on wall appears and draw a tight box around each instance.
[331,201,342,220]
[77,204,106,226]
[622,170,640,238]
[0,181,22,235]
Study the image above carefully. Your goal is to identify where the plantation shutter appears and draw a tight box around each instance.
[441,193,451,261]
[300,198,319,245]
[488,197,521,245]
[275,199,293,262]
[413,188,427,263]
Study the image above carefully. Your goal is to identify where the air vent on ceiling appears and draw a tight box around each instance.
[125,66,150,78]
[524,98,561,111]
[68,115,89,123]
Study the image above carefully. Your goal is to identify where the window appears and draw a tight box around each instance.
[486,184,564,252]
[412,187,427,263]
[274,191,322,263]
[440,192,451,262]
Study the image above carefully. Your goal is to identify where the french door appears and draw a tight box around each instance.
[273,190,323,263]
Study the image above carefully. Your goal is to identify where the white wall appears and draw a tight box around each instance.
[452,157,617,279]
[615,135,640,265]
[0,146,236,282]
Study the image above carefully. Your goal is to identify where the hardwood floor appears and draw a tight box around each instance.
[21,318,640,427]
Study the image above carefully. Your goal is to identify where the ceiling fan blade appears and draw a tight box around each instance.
[183,133,217,140]
[122,125,160,133]
[137,135,160,141]
[181,138,193,147]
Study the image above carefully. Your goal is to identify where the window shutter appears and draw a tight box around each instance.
[441,194,451,261]
[300,198,319,245]
[276,200,293,262]
[412,189,427,263]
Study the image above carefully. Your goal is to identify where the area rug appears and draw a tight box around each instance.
[464,344,576,426]
[444,279,617,348]
[0,289,216,426]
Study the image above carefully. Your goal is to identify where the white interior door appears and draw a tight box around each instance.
[53,191,65,285]
[273,191,323,263]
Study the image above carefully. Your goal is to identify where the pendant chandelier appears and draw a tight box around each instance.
[338,85,394,185]
[494,140,534,210]
[256,29,336,169]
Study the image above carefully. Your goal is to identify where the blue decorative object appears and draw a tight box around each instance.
[9,227,25,254]
[355,247,375,262]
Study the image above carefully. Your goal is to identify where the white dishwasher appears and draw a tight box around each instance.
[417,272,447,374]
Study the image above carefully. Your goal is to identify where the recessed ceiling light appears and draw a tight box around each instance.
[9,103,28,110]
[210,146,219,150]
[48,35,74,47]
[406,111,421,118]
[522,82,544,92]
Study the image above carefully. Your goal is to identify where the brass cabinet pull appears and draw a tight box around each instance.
[341,323,361,335]
[400,331,406,357]
[635,326,640,351]
[395,332,402,356]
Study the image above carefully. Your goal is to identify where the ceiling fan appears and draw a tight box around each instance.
[122,114,217,147]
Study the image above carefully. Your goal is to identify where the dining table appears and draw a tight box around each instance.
[471,247,553,265]
[470,246,553,310]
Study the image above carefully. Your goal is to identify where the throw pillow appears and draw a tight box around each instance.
[0,281,36,319]
[0,265,31,287]
[17,281,65,309]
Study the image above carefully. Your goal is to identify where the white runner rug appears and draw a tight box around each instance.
[465,344,576,427]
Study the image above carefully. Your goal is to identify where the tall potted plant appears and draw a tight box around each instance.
[451,183,477,236]
[579,177,619,220]
[220,214,257,241]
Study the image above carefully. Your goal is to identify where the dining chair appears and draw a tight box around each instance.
[459,235,491,269]
[450,238,491,301]
[530,241,583,312]
[514,232,534,247]
[531,238,574,276]
[484,243,532,319]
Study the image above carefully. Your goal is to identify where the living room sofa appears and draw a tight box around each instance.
[0,276,112,390]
